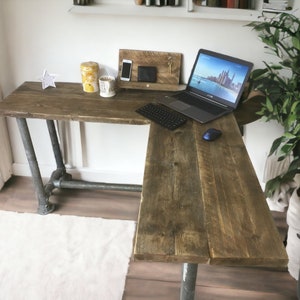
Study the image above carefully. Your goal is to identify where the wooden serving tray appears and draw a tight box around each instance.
[117,49,185,91]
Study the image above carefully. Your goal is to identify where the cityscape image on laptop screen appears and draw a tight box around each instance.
[189,52,250,104]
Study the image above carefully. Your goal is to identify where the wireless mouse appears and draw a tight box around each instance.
[202,128,222,141]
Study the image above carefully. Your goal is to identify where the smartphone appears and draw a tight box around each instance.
[120,59,132,81]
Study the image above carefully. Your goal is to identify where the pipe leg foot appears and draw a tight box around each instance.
[37,202,56,215]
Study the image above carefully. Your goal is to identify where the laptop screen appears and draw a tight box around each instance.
[187,49,253,109]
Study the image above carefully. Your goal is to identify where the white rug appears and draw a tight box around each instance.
[0,210,136,300]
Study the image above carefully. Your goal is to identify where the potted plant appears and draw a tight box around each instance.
[247,13,300,284]
[246,12,300,199]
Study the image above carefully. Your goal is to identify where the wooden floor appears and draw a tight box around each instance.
[0,176,298,299]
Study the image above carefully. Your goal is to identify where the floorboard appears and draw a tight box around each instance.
[0,176,298,299]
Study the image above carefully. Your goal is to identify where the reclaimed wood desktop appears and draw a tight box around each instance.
[0,82,288,300]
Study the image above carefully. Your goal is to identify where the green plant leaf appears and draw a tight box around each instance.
[274,28,280,43]
[292,36,300,50]
[291,100,300,112]
[248,13,300,197]
[288,157,300,171]
[292,123,300,135]
[261,36,276,48]
[283,132,297,139]
[269,64,284,70]
[269,137,284,156]
[265,97,274,112]
[250,68,269,80]
[281,143,295,156]
[265,168,297,197]
[281,59,292,68]
[265,177,281,197]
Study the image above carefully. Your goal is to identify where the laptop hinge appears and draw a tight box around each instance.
[190,91,229,109]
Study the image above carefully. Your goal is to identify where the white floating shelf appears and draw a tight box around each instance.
[69,3,262,22]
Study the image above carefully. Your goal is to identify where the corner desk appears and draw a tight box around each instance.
[0,82,288,300]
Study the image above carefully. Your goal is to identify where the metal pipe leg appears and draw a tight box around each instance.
[53,179,142,192]
[46,119,66,170]
[16,118,55,215]
[45,119,72,194]
[180,263,198,300]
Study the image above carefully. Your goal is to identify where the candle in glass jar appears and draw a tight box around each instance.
[80,61,99,93]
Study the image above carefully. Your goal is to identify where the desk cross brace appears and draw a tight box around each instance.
[16,118,142,215]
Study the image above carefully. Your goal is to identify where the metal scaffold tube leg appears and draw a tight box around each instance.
[180,263,198,300]
[16,118,55,215]
[46,119,66,170]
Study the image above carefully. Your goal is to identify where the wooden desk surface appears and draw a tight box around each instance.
[0,81,288,268]
[0,81,167,124]
[135,115,288,268]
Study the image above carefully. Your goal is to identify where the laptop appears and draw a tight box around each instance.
[159,49,253,124]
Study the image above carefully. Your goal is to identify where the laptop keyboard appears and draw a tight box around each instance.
[174,93,226,115]
[136,103,187,130]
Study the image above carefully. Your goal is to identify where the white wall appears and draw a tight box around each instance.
[0,0,13,188]
[1,0,297,185]
[0,1,13,96]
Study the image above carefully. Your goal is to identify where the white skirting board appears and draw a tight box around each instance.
[0,118,13,190]
[12,163,144,185]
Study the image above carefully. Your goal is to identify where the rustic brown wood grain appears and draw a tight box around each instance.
[194,114,288,267]
[118,49,182,91]
[0,81,288,269]
[134,121,209,263]
[0,81,169,124]
[234,90,265,126]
